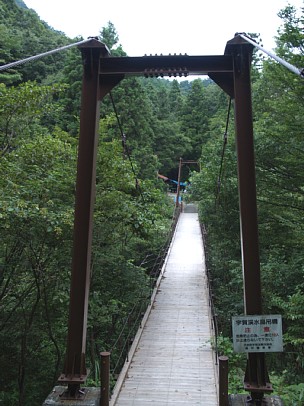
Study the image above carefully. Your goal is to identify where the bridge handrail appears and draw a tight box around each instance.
[200,222,219,363]
[108,206,181,384]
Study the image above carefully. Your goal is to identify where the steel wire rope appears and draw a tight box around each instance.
[108,247,162,374]
[102,93,155,376]
[109,273,153,376]
[149,213,177,281]
[99,223,154,375]
[109,291,147,356]
[109,207,178,344]
[238,32,304,78]
[107,205,180,379]
[215,97,232,208]
[102,91,153,377]
[104,190,178,380]
[109,298,146,376]
[109,92,146,205]
[109,296,148,376]
[201,222,219,363]
[148,206,180,283]
[101,97,181,376]
[0,38,93,72]
[110,302,139,359]
[110,299,148,377]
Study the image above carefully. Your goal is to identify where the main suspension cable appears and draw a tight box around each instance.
[238,32,304,78]
[0,38,93,72]
[109,92,146,204]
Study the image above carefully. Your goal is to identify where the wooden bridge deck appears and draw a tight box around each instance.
[110,211,218,405]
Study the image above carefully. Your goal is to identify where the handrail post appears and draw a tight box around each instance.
[100,352,110,406]
[219,356,229,406]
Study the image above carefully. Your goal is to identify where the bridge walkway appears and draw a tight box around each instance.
[110,209,218,405]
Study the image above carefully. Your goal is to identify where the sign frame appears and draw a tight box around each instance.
[232,315,283,353]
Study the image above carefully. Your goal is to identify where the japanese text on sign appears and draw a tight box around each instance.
[232,315,283,353]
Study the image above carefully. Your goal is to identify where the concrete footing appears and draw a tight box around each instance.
[229,394,284,405]
[43,386,100,406]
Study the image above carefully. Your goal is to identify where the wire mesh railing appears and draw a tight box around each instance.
[200,222,219,364]
[107,206,181,388]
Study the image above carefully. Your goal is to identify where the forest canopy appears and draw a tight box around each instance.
[0,1,303,405]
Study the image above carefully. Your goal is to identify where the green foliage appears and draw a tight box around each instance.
[0,23,22,84]
[188,2,304,397]
[252,6,304,381]
[180,79,210,160]
[0,0,71,84]
[1,0,303,403]
[269,289,304,384]
[188,96,242,333]
[54,47,83,134]
[0,129,76,404]
[271,375,304,405]
[0,81,66,154]
[99,21,126,56]
[213,335,246,393]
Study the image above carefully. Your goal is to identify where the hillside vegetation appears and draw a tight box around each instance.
[0,1,303,404]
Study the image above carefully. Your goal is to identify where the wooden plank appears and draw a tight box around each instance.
[111,213,218,405]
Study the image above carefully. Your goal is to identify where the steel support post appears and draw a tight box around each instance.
[230,36,271,400]
[100,352,110,406]
[219,356,229,406]
[58,40,109,395]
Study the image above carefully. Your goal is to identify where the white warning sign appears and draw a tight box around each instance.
[232,315,283,353]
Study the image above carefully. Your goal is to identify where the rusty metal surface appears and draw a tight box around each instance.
[43,386,100,405]
[78,37,110,54]
[219,356,229,406]
[230,35,270,400]
[99,53,235,98]
[209,71,234,97]
[231,36,262,316]
[244,382,273,393]
[229,394,284,405]
[58,371,88,384]
[61,41,110,388]
[99,54,233,77]
[100,352,110,406]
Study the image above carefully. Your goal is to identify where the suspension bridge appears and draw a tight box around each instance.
[44,204,221,406]
[2,30,302,405]
[110,206,218,405]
